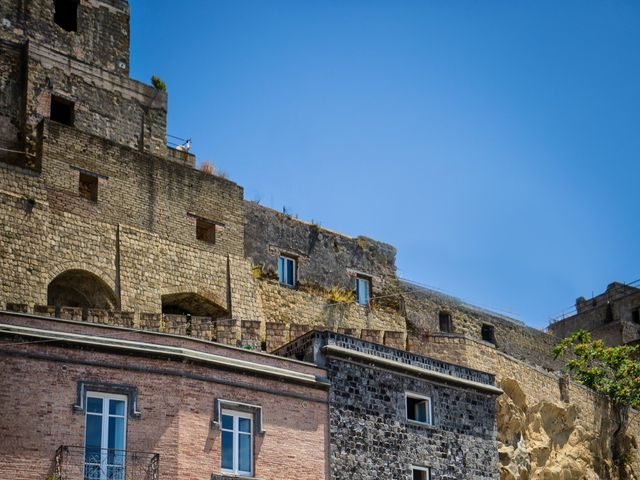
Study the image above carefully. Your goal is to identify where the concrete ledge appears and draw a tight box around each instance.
[322,344,503,395]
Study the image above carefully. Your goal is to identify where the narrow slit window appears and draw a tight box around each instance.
[481,324,496,345]
[278,256,296,287]
[438,312,452,333]
[196,218,216,244]
[50,96,74,126]
[405,393,432,425]
[355,276,371,305]
[54,0,79,32]
[632,308,639,325]
[79,172,98,202]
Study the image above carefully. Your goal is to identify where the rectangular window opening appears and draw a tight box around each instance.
[406,393,432,425]
[632,309,639,325]
[355,276,371,305]
[220,409,253,477]
[412,467,431,480]
[278,255,296,287]
[50,96,74,126]
[54,0,78,32]
[196,217,216,244]
[481,324,496,345]
[79,172,98,202]
[438,312,452,333]
[84,392,127,480]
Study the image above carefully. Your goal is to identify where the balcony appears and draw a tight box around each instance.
[51,446,159,480]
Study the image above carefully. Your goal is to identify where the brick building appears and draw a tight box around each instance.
[276,331,501,480]
[0,311,329,480]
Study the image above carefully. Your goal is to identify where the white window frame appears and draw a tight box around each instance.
[411,466,431,480]
[278,255,297,287]
[355,276,371,305]
[220,409,254,476]
[84,391,128,480]
[405,392,433,426]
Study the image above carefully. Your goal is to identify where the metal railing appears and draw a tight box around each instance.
[52,446,159,480]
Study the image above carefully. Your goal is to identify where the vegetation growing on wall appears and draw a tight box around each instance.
[553,330,640,479]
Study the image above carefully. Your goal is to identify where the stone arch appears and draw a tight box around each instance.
[48,269,118,310]
[161,287,227,317]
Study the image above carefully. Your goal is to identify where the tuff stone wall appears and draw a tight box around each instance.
[548,282,640,345]
[406,332,640,479]
[0,39,24,157]
[402,281,563,371]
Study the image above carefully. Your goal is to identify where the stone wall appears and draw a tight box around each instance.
[406,331,640,479]
[276,331,499,480]
[402,281,563,371]
[0,39,24,158]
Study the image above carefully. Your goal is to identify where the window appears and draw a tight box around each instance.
[481,324,496,345]
[221,409,253,476]
[278,255,296,287]
[50,95,74,125]
[79,172,98,202]
[355,276,371,305]
[196,217,216,244]
[412,466,431,480]
[405,393,432,425]
[84,392,127,480]
[632,308,639,325]
[438,312,452,333]
[54,0,78,32]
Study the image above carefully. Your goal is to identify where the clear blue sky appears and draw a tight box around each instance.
[130,1,640,330]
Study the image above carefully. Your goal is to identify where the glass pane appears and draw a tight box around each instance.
[87,397,103,414]
[84,463,101,480]
[286,259,294,285]
[239,433,252,473]
[278,257,284,283]
[239,417,251,433]
[108,416,125,453]
[107,465,125,480]
[415,401,427,423]
[221,414,233,430]
[221,431,233,470]
[109,399,125,416]
[85,414,102,448]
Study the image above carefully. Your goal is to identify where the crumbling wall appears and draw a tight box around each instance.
[0,40,25,159]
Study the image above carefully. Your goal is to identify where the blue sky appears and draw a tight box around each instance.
[130,1,640,329]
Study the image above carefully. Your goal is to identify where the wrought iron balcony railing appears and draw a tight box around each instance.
[51,446,159,480]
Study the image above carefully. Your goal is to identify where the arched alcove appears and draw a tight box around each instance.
[48,269,118,310]
[161,292,227,318]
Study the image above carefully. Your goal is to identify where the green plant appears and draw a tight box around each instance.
[151,75,167,92]
[553,330,640,478]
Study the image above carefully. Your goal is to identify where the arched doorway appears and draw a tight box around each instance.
[161,292,227,318]
[48,270,118,310]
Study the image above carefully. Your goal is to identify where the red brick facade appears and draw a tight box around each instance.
[0,314,328,480]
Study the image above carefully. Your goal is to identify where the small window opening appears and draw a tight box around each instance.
[50,96,74,126]
[412,467,431,480]
[355,276,371,305]
[632,309,639,325]
[78,172,98,202]
[196,217,216,244]
[54,0,78,32]
[438,312,452,333]
[481,324,496,345]
[406,394,432,425]
[278,255,296,287]
[605,302,614,323]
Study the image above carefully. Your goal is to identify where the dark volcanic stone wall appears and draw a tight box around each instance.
[327,359,498,480]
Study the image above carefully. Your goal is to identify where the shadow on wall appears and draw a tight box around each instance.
[48,269,118,311]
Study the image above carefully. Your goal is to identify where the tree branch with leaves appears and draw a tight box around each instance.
[553,330,640,479]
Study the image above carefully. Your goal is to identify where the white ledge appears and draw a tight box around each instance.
[322,345,503,395]
[0,323,330,388]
